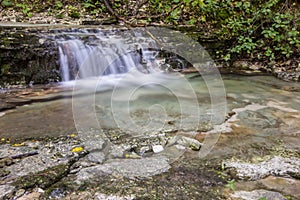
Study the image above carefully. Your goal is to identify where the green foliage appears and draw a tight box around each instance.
[16,3,32,17]
[55,13,64,19]
[1,0,299,62]
[225,179,236,191]
[215,162,228,179]
[146,0,299,61]
[67,5,80,18]
[0,64,11,76]
[212,0,299,61]
[231,36,257,54]
[83,1,96,9]
[258,197,267,200]
[55,1,63,10]
[82,0,103,15]
[1,0,13,7]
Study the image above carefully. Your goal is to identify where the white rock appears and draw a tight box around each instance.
[152,145,164,153]
[36,188,45,193]
[175,144,186,150]
[0,185,14,199]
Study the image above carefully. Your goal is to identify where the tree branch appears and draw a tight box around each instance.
[103,0,119,19]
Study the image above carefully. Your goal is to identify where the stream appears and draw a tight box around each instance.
[0,26,299,199]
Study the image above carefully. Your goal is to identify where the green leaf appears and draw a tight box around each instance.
[223,53,231,61]
[1,0,13,7]
[225,179,236,191]
[259,197,267,200]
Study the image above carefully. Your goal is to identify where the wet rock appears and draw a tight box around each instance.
[76,156,170,181]
[87,151,105,164]
[0,26,60,86]
[196,121,213,132]
[237,109,279,129]
[80,136,105,151]
[81,18,118,25]
[5,97,31,105]
[12,163,70,189]
[49,188,65,199]
[0,101,16,111]
[259,176,300,199]
[231,189,287,200]
[276,71,300,82]
[173,136,202,151]
[0,184,15,199]
[225,156,300,180]
[0,136,83,180]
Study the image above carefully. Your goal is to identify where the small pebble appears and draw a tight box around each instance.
[152,145,164,153]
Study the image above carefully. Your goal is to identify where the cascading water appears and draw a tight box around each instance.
[53,27,227,162]
[56,29,191,81]
[55,28,203,130]
[56,28,186,82]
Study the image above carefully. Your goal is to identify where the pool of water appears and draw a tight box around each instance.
[0,74,299,158]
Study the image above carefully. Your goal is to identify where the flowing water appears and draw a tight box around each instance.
[0,29,300,153]
[0,26,299,171]
[0,75,299,150]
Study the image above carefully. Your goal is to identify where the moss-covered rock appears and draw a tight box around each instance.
[0,26,60,87]
[12,164,70,190]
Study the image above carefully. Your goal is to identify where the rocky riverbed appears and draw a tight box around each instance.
[0,74,299,199]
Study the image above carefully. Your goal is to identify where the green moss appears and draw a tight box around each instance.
[69,11,80,18]
[12,164,70,190]
[56,13,64,19]
[287,172,300,180]
[0,168,10,177]
[1,0,13,7]
[0,64,11,76]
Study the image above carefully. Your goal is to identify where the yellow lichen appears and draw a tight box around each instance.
[12,143,25,147]
[71,146,84,153]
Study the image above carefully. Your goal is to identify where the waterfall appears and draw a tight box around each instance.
[56,28,188,82]
[56,29,161,82]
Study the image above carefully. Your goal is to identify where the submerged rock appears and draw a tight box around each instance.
[169,136,202,151]
[259,176,300,199]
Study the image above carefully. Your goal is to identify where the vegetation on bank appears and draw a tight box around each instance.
[1,0,299,63]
